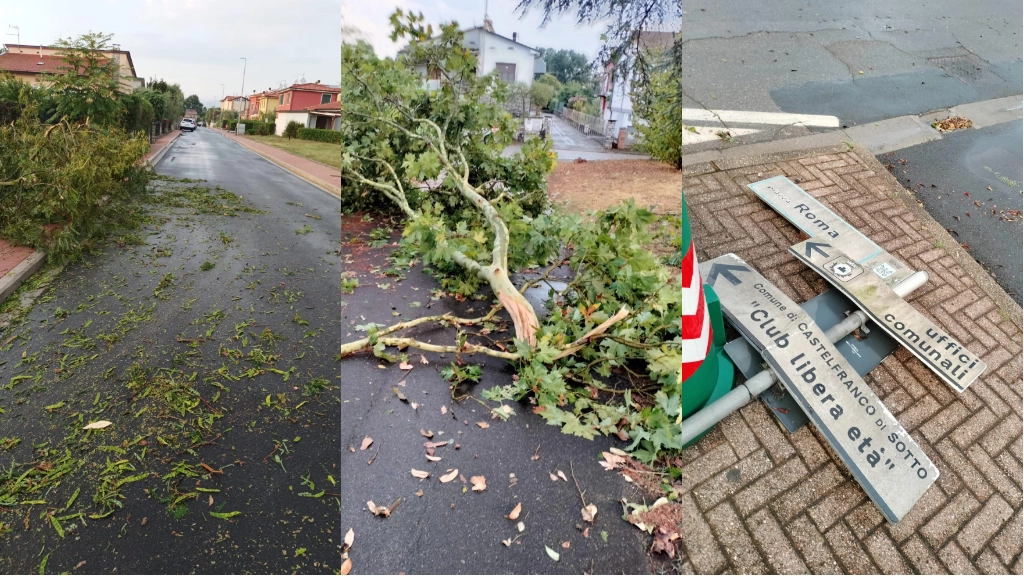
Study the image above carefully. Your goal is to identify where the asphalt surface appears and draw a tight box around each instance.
[0,127,340,573]
[682,0,1022,150]
[881,120,1023,305]
[340,218,653,575]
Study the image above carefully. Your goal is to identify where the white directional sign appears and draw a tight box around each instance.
[700,253,939,523]
[789,240,986,393]
[748,176,914,287]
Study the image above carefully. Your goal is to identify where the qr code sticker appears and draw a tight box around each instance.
[873,262,897,279]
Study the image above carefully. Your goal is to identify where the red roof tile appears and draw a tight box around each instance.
[0,52,76,75]
[305,101,341,112]
[281,82,340,94]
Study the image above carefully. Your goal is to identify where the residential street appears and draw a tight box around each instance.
[0,127,340,574]
[340,221,656,575]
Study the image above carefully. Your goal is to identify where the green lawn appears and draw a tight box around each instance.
[243,135,339,168]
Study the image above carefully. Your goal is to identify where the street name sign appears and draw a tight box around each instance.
[790,240,986,393]
[700,253,939,523]
[748,176,914,287]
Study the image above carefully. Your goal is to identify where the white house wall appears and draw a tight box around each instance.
[464,29,536,86]
[275,111,310,136]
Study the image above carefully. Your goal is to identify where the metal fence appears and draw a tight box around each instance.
[561,108,606,137]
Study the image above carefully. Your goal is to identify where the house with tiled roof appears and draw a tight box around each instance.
[242,89,282,119]
[275,100,341,136]
[0,43,142,90]
[220,95,248,114]
[275,81,339,113]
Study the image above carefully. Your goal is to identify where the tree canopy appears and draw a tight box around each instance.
[535,47,594,85]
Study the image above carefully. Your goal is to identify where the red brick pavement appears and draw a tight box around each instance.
[683,145,1023,574]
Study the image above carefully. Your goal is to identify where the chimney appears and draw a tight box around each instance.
[315,80,320,84]
[512,32,517,42]
[483,18,494,33]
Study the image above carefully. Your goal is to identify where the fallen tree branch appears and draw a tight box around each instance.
[340,309,501,356]
[554,306,631,360]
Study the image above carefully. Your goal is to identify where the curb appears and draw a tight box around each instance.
[683,142,1024,331]
[216,130,340,198]
[683,94,1023,170]
[146,131,181,168]
[0,251,46,305]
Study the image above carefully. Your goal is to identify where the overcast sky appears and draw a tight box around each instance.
[1,0,338,109]
[342,0,611,60]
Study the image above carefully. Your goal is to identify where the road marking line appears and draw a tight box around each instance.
[682,126,760,145]
[683,108,841,128]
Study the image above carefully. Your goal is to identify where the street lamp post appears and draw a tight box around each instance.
[238,57,247,133]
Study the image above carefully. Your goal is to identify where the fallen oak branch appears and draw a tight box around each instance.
[340,309,501,356]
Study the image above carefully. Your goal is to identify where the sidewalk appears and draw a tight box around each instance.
[214,128,340,196]
[683,144,1023,574]
[0,130,182,304]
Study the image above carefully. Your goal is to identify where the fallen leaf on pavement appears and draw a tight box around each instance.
[502,538,512,547]
[561,541,570,549]
[393,388,408,401]
[426,455,442,462]
[424,440,450,449]
[439,469,459,483]
[415,490,423,497]
[608,447,629,456]
[360,437,373,451]
[470,476,487,492]
[440,405,447,415]
[411,402,419,410]
[650,526,681,558]
[506,503,522,520]
[341,558,352,575]
[581,504,597,523]
[545,546,560,561]
[399,362,414,370]
[208,495,214,506]
[83,421,112,430]
[501,405,513,415]
[411,469,430,480]
[344,528,354,549]
[549,473,559,482]
[476,422,490,429]
[517,521,525,532]
[557,470,568,482]
[367,501,391,517]
[420,355,429,364]
[420,429,434,438]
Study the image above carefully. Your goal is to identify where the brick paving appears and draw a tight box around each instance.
[683,145,1023,574]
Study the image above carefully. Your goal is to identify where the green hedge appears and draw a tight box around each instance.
[242,120,276,136]
[297,127,341,143]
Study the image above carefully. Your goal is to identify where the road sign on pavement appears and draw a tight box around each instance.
[790,240,986,393]
[700,253,939,523]
[748,176,914,287]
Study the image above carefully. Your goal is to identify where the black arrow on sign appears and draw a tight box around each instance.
[706,263,748,286]
[804,241,831,259]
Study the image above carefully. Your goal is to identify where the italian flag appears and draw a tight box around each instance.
[682,200,710,382]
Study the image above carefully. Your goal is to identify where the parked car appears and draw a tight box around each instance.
[197,120,206,127]
[179,118,196,132]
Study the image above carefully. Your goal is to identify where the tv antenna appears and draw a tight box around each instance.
[6,25,19,45]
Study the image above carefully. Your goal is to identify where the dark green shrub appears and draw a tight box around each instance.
[283,121,302,140]
[297,127,341,143]
[0,102,152,261]
[117,91,155,134]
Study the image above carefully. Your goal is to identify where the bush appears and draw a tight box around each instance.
[0,102,151,261]
[297,127,341,143]
[283,121,302,140]
[118,91,155,134]
[240,120,275,136]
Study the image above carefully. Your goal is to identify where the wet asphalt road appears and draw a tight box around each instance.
[682,0,1022,151]
[881,120,1024,305]
[0,128,340,573]
[340,218,653,575]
